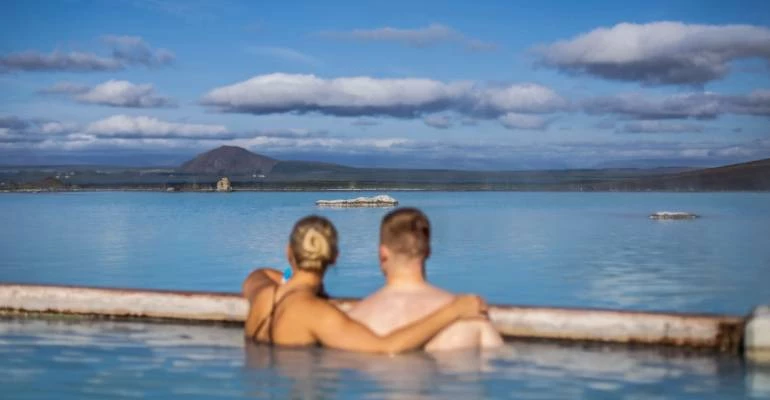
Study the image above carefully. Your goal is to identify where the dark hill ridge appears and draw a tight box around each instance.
[178,146,353,177]
[170,146,769,190]
[270,160,356,174]
[2,146,768,190]
[179,146,278,175]
[586,157,770,191]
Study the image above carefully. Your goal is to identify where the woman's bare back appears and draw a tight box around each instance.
[246,283,319,346]
[242,267,486,354]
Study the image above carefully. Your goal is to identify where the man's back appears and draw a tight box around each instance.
[349,284,503,352]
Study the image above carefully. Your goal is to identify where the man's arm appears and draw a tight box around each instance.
[308,295,485,354]
[242,268,282,303]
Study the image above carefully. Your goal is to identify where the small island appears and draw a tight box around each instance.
[649,211,700,220]
[316,195,399,208]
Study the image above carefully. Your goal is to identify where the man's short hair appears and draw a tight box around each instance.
[380,207,430,259]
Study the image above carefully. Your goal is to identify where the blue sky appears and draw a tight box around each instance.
[1,0,770,169]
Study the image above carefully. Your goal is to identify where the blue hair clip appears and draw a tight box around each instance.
[282,268,293,283]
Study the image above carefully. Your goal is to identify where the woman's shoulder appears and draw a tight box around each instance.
[279,289,337,318]
[242,267,282,303]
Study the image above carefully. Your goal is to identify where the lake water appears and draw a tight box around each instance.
[1,191,770,399]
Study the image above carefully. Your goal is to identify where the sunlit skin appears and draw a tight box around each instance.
[349,247,503,351]
[242,216,488,354]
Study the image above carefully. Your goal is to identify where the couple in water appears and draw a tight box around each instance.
[242,207,503,353]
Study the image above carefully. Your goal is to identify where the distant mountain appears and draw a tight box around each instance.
[594,158,725,170]
[178,146,278,175]
[4,150,769,191]
[173,146,769,190]
[588,157,770,191]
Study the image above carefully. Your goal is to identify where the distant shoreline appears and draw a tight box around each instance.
[3,187,769,194]
[3,147,768,192]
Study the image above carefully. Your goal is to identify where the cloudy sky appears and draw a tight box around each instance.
[1,0,770,169]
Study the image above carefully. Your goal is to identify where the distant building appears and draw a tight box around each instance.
[216,177,232,192]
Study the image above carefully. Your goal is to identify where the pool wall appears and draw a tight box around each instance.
[2,283,762,358]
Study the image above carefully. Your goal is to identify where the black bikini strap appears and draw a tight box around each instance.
[267,286,309,344]
[267,286,280,344]
[251,285,278,342]
[252,284,316,345]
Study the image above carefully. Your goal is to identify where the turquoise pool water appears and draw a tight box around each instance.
[1,318,767,399]
[1,191,769,398]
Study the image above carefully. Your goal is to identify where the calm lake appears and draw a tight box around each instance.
[1,191,769,399]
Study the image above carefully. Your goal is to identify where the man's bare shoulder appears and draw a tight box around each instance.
[352,285,451,312]
[347,287,388,318]
[350,282,503,351]
[348,284,455,335]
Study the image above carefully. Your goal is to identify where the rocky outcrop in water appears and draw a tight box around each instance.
[649,211,699,220]
[316,195,398,208]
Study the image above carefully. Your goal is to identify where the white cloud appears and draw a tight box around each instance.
[727,89,770,116]
[40,121,77,134]
[40,80,174,108]
[201,73,566,130]
[534,22,770,85]
[1,36,174,73]
[228,136,410,153]
[3,114,769,169]
[499,113,549,130]
[201,73,472,117]
[0,116,77,145]
[72,80,174,108]
[85,115,227,138]
[583,90,770,119]
[0,51,122,73]
[474,84,567,115]
[713,146,758,157]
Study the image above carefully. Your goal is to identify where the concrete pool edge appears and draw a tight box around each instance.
[0,283,764,358]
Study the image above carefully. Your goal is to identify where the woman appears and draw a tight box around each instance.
[242,215,487,354]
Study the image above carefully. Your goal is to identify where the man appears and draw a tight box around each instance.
[349,207,503,351]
